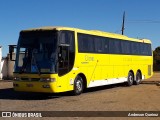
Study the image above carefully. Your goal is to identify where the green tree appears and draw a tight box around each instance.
[153,46,160,71]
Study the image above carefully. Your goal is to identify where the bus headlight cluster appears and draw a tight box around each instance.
[40,78,56,82]
[14,77,21,81]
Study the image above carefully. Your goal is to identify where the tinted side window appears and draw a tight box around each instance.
[78,34,94,52]
[140,43,152,56]
[93,36,109,53]
[94,37,103,53]
[77,33,152,56]
[147,44,152,56]
[78,34,109,53]
[78,34,85,52]
[60,31,75,51]
[109,39,121,54]
[121,40,131,54]
[109,39,114,53]
[131,42,140,55]
[103,38,109,53]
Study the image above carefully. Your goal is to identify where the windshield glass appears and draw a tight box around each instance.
[14,30,58,74]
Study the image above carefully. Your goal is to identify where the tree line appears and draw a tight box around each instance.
[153,46,160,71]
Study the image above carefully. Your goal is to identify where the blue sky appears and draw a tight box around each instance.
[0,0,160,56]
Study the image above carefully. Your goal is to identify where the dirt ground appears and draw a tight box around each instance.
[0,72,160,120]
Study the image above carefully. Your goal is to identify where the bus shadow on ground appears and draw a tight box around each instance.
[141,81,160,86]
[0,83,125,100]
[0,88,65,100]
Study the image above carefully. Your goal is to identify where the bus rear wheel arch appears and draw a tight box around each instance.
[134,70,142,85]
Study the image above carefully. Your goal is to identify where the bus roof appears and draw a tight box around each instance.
[21,26,151,44]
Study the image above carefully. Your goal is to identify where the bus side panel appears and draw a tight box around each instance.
[110,55,125,78]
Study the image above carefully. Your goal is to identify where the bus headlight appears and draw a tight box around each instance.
[14,77,21,81]
[40,78,56,82]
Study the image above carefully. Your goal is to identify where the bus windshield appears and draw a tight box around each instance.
[14,30,58,74]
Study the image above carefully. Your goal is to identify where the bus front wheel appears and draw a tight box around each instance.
[126,72,134,86]
[73,75,84,95]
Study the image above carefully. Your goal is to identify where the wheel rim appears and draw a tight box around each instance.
[75,79,82,93]
[129,74,133,84]
[136,73,141,83]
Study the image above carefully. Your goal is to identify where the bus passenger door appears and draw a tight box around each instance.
[58,44,70,76]
[58,31,75,76]
[57,31,75,91]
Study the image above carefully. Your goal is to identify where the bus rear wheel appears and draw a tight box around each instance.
[126,72,134,86]
[134,72,142,85]
[73,75,84,95]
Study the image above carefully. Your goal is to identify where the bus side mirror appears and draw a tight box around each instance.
[9,45,17,61]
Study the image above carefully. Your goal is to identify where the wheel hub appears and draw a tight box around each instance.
[76,80,82,92]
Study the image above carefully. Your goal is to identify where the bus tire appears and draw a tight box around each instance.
[73,75,84,95]
[126,72,134,86]
[134,72,141,85]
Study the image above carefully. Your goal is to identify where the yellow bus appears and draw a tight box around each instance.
[12,26,153,95]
